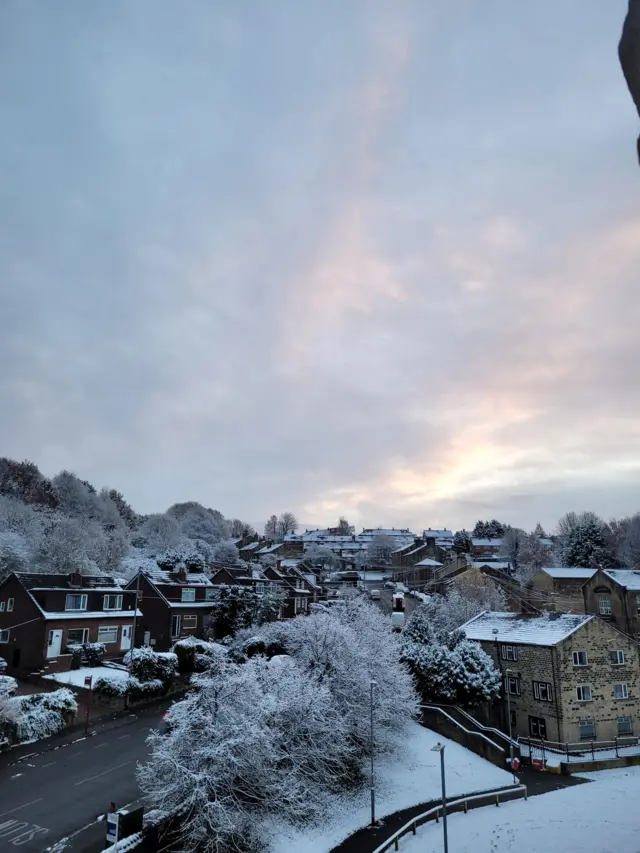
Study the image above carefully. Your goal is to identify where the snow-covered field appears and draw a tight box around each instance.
[43,666,129,688]
[399,766,640,853]
[265,721,512,853]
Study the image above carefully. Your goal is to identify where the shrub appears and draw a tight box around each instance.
[83,642,105,667]
[0,688,78,744]
[125,647,177,685]
[69,647,82,670]
[93,676,128,697]
[128,677,166,701]
[172,637,227,673]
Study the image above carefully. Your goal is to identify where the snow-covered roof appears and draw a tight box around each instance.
[602,569,640,591]
[404,545,428,557]
[167,601,216,609]
[470,561,511,570]
[542,568,595,580]
[539,538,554,547]
[392,544,413,554]
[414,558,443,567]
[141,566,213,586]
[278,559,301,568]
[423,529,453,539]
[256,543,282,555]
[471,538,503,547]
[461,611,594,646]
[40,609,143,620]
[239,542,261,551]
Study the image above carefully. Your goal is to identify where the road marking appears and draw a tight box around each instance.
[7,823,49,846]
[40,761,56,768]
[118,733,131,739]
[65,752,82,759]
[0,800,43,819]
[94,742,109,749]
[74,759,132,786]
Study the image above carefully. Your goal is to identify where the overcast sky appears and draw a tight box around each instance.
[1,1,638,534]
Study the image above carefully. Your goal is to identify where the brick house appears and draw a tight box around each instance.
[461,610,640,743]
[525,568,595,613]
[124,564,215,651]
[0,571,140,675]
[582,569,640,638]
[471,538,503,558]
[393,557,443,588]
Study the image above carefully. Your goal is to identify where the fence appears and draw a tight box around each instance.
[371,785,528,853]
[519,735,640,764]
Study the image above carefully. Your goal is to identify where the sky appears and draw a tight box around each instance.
[1,1,639,535]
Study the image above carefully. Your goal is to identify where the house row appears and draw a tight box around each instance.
[462,610,640,744]
[0,560,322,676]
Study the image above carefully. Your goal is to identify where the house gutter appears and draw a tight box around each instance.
[551,645,562,742]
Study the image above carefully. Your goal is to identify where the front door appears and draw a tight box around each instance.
[47,629,63,659]
[120,625,132,652]
[171,615,181,639]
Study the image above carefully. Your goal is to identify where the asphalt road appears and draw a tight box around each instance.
[375,587,420,622]
[0,704,171,853]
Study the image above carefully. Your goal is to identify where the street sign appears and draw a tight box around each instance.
[84,675,93,688]
[106,813,119,844]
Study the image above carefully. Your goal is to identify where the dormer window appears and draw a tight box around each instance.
[65,594,88,612]
[181,588,195,602]
[103,594,123,611]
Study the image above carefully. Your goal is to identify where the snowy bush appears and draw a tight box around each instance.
[0,689,77,744]
[128,677,165,700]
[172,636,226,673]
[401,605,501,706]
[125,647,177,684]
[83,642,105,667]
[93,676,129,697]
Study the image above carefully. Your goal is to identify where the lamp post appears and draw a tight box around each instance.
[369,680,377,827]
[431,743,448,853]
[505,667,517,783]
[131,570,142,651]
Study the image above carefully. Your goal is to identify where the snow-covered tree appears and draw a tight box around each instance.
[120,550,160,581]
[167,503,229,546]
[516,531,553,584]
[212,540,240,566]
[472,519,505,539]
[304,545,338,572]
[264,515,278,537]
[558,512,612,568]
[0,458,59,508]
[137,514,182,554]
[402,605,501,706]
[411,587,505,640]
[533,522,546,538]
[618,515,640,567]
[35,516,105,575]
[207,585,279,638]
[452,530,472,554]
[276,512,298,539]
[366,533,396,565]
[0,531,31,581]
[157,542,206,572]
[106,489,138,529]
[336,516,354,535]
[228,518,255,538]
[501,527,524,569]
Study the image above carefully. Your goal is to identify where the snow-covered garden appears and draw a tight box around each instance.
[0,687,77,745]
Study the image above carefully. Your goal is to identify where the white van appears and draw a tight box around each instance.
[369,589,381,600]
[391,611,405,632]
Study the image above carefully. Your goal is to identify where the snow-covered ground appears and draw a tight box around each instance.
[43,666,129,688]
[265,721,512,853]
[398,766,640,853]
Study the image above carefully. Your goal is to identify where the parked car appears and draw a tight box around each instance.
[395,583,409,594]
[369,589,381,600]
[0,675,17,697]
[383,581,395,590]
[0,657,7,674]
[391,611,405,632]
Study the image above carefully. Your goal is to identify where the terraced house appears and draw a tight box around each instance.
[461,611,640,744]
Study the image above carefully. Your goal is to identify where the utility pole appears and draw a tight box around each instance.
[131,571,142,651]
[369,680,377,827]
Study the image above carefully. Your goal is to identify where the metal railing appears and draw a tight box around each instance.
[421,705,506,753]
[448,706,519,748]
[371,785,527,853]
[519,735,640,763]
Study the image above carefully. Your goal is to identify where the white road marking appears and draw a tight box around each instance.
[118,733,131,739]
[64,752,82,759]
[0,799,43,819]
[74,759,132,786]
[93,742,108,749]
[40,761,56,768]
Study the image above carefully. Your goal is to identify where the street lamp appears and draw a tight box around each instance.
[431,743,448,853]
[505,667,517,783]
[369,680,377,827]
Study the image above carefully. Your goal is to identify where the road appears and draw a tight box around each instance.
[0,703,170,852]
[374,587,420,622]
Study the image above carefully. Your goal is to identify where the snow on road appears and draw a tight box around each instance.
[266,721,512,853]
[43,665,129,687]
[399,766,640,853]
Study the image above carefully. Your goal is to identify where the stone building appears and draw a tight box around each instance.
[582,569,640,639]
[525,567,594,613]
[461,610,640,743]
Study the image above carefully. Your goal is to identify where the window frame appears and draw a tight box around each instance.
[533,681,553,702]
[205,588,215,601]
[181,588,196,602]
[597,594,612,616]
[171,615,182,638]
[610,650,626,666]
[617,716,633,735]
[576,684,593,702]
[614,683,629,700]
[528,716,547,739]
[572,650,589,667]
[65,593,88,612]
[182,615,197,630]
[103,594,123,611]
[97,625,118,644]
[500,645,518,662]
[0,629,9,643]
[504,675,521,696]
[579,718,596,739]
[67,627,89,646]
[0,602,5,613]
[6,598,14,612]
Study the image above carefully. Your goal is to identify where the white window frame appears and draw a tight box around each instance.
[182,615,197,629]
[97,625,118,644]
[614,683,629,700]
[577,684,592,702]
[572,650,589,667]
[597,594,612,616]
[67,628,89,646]
[103,594,123,611]
[0,629,9,643]
[65,593,88,612]
[171,615,182,638]
[504,675,520,696]
[579,718,596,739]
[610,650,626,666]
[501,645,518,662]
[181,588,196,602]
[533,681,553,702]
[6,598,14,613]
[0,602,5,613]
[617,716,633,735]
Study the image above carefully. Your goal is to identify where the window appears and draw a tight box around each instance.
[504,675,520,696]
[576,685,592,702]
[103,594,123,611]
[0,602,5,613]
[572,651,589,667]
[617,716,633,735]
[614,683,629,700]
[528,716,547,739]
[597,594,612,616]
[97,626,118,644]
[171,615,181,638]
[533,681,553,702]
[182,615,197,629]
[256,582,265,594]
[0,629,8,643]
[205,588,215,600]
[6,598,13,612]
[500,645,518,662]
[610,650,626,666]
[295,578,304,590]
[67,628,89,646]
[65,594,88,612]
[510,709,517,728]
[579,718,596,739]
[181,588,195,602]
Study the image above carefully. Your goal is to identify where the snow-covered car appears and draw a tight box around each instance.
[0,675,18,697]
[310,602,330,613]
[0,657,7,674]
[369,589,381,600]
[383,581,395,590]
[391,612,405,632]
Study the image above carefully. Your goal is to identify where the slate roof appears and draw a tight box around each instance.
[460,610,594,646]
[603,569,640,591]
[542,568,596,580]
[141,565,213,586]
[15,572,121,590]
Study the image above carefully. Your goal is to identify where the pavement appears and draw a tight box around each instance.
[0,701,173,853]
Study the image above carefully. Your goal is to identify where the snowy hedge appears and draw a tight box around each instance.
[171,637,227,674]
[124,647,177,684]
[0,688,78,744]
[138,600,419,853]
